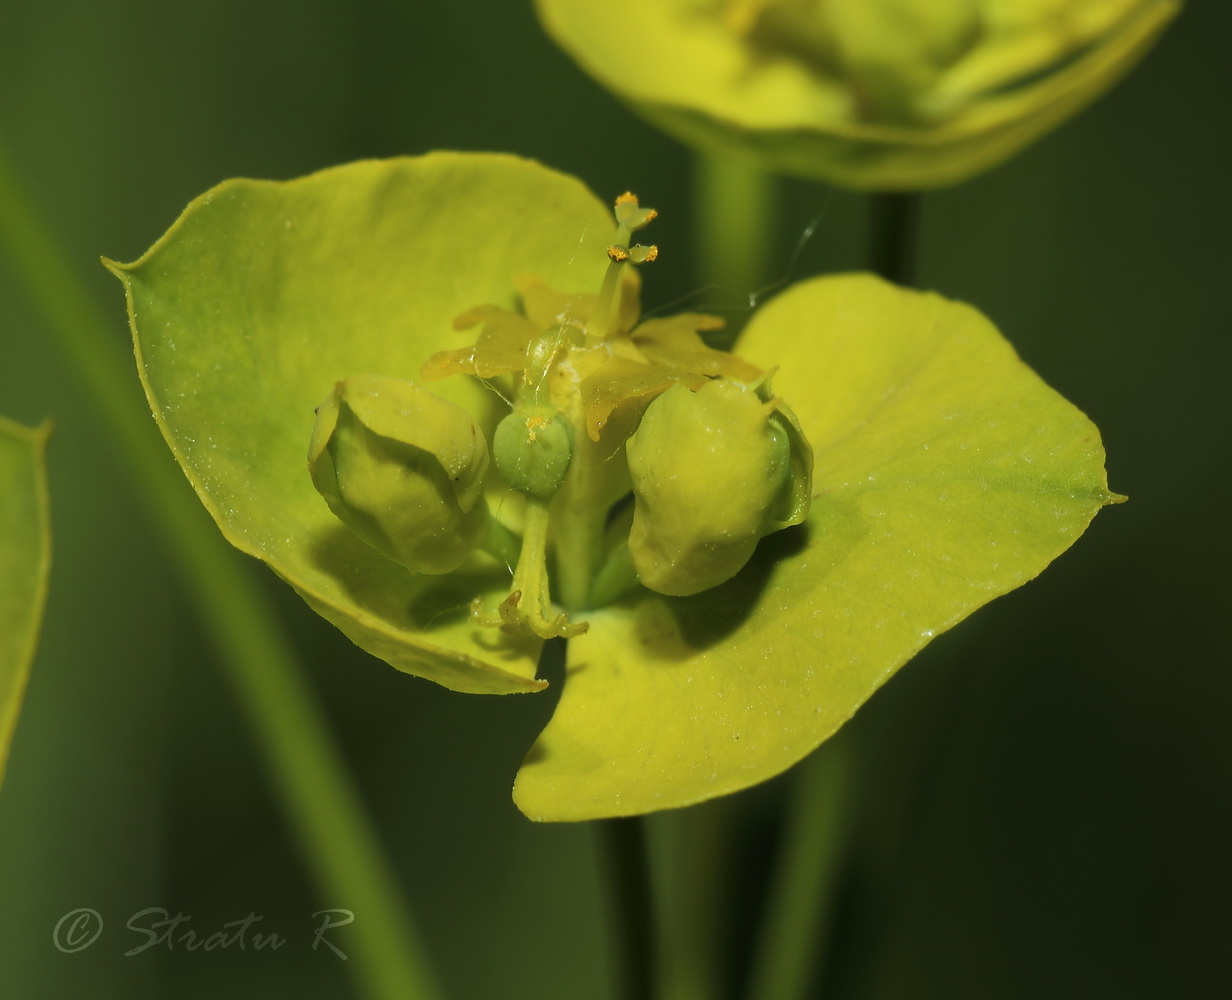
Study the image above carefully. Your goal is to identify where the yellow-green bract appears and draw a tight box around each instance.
[109,154,1120,820]
[534,0,1181,189]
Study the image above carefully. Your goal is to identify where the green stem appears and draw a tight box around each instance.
[0,139,442,1000]
[508,497,554,622]
[743,739,852,1000]
[474,495,585,637]
[600,816,658,1000]
[652,799,740,1000]
[551,491,601,612]
[868,192,920,287]
[589,541,638,609]
[695,151,776,327]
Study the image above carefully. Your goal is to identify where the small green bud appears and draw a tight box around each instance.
[308,374,490,574]
[626,379,810,597]
[492,405,574,500]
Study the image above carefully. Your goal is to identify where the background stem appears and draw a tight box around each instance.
[653,799,739,1000]
[868,192,920,286]
[600,816,658,1000]
[0,139,442,1000]
[695,151,776,326]
[743,738,852,1000]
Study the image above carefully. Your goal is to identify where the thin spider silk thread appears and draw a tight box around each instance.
[637,191,834,321]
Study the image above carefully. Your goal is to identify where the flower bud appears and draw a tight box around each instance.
[626,379,811,597]
[492,405,574,500]
[308,374,490,574]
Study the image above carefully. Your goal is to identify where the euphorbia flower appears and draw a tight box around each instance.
[534,0,1181,189]
[108,154,1119,820]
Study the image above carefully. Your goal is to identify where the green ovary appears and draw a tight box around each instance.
[493,406,574,501]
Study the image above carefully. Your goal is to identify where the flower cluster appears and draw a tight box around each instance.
[309,193,813,641]
[111,154,1118,819]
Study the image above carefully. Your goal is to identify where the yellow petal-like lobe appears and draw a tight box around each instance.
[422,305,542,381]
[581,357,707,442]
[111,155,617,694]
[515,273,1120,819]
[631,313,761,380]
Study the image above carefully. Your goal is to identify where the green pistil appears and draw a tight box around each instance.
[471,497,587,639]
[473,323,587,638]
[472,191,663,637]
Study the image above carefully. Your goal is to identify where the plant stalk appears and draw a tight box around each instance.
[743,739,852,1000]
[695,151,776,318]
[653,798,739,1000]
[868,192,920,287]
[600,815,658,1000]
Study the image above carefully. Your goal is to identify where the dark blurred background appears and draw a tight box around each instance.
[0,2,1227,998]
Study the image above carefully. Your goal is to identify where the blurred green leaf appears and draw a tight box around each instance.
[534,0,1180,189]
[0,416,50,789]
[514,274,1120,819]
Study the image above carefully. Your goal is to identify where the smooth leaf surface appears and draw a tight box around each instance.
[514,274,1119,819]
[0,417,51,789]
[535,0,1180,189]
[111,155,615,694]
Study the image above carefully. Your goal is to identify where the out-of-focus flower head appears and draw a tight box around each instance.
[535,0,1180,188]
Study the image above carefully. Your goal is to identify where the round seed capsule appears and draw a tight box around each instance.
[492,405,574,501]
